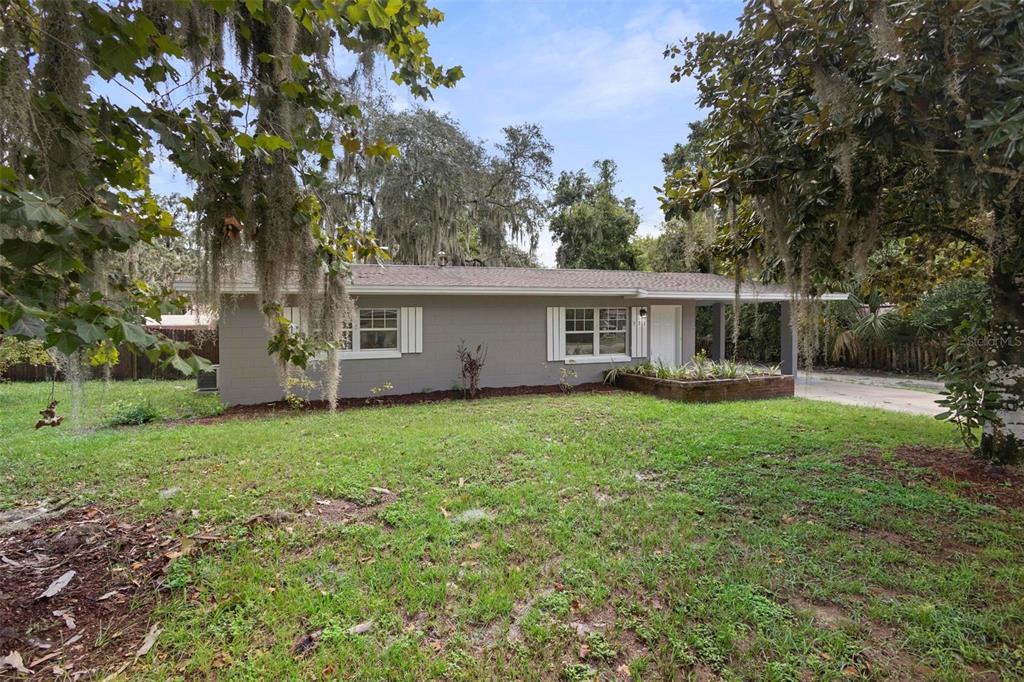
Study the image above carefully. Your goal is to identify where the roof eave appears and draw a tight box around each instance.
[174,278,846,301]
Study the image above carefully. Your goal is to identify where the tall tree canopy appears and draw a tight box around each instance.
[355,109,552,265]
[549,160,641,270]
[0,0,460,410]
[660,0,1023,461]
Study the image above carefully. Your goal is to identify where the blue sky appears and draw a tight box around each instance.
[150,1,744,266]
[411,0,744,264]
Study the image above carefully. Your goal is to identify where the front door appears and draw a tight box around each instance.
[649,305,681,366]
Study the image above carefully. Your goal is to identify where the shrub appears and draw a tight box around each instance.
[456,341,487,398]
[0,337,52,379]
[609,355,779,382]
[106,399,160,426]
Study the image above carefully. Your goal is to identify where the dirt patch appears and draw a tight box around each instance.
[0,506,184,678]
[308,489,399,526]
[848,446,1024,509]
[787,596,849,628]
[170,383,618,426]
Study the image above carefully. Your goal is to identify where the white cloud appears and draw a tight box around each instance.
[510,6,702,122]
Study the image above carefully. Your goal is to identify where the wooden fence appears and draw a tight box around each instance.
[1,328,218,382]
[818,341,947,375]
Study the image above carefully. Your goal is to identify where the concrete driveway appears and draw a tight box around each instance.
[795,371,945,416]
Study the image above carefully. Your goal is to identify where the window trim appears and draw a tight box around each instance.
[340,307,400,357]
[562,307,630,363]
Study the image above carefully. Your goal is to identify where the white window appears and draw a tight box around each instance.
[295,306,422,361]
[598,308,628,355]
[358,308,398,350]
[557,307,630,363]
[565,308,595,356]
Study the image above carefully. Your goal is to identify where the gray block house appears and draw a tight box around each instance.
[197,265,839,405]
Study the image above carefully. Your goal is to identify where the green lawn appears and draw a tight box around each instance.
[2,380,1022,680]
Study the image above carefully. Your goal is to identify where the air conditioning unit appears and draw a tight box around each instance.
[196,365,219,393]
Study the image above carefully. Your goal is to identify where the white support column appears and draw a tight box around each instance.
[681,300,697,364]
[710,302,726,361]
[780,300,799,377]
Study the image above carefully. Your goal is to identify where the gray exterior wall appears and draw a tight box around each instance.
[217,293,796,405]
[219,293,670,405]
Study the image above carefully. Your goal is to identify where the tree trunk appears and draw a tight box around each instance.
[981,192,1024,463]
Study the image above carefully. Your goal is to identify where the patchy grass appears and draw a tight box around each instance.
[0,378,223,432]
[1,380,1022,680]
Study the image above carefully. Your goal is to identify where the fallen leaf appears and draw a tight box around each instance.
[1,651,31,674]
[99,661,130,682]
[53,609,76,629]
[315,499,332,506]
[615,663,631,679]
[439,506,450,519]
[348,620,373,635]
[468,541,482,550]
[36,570,75,599]
[131,561,144,570]
[64,633,83,646]
[28,651,60,668]
[165,537,196,561]
[842,665,858,678]
[135,624,162,660]
[211,651,233,668]
[369,486,392,495]
[291,628,322,657]
[458,478,465,488]
[97,589,121,601]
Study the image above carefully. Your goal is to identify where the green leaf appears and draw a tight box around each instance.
[119,321,154,347]
[234,132,255,150]
[254,133,293,152]
[366,0,389,28]
[245,0,264,17]
[74,319,106,344]
[7,192,69,228]
[169,353,194,375]
[49,331,82,356]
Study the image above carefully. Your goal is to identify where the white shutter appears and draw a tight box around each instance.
[400,307,422,354]
[630,306,647,358]
[546,307,566,361]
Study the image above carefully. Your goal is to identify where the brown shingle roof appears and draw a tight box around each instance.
[350,264,789,297]
[183,263,840,301]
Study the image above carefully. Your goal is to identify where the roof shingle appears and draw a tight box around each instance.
[183,263,835,301]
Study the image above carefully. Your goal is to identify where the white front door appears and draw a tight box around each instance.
[649,305,681,366]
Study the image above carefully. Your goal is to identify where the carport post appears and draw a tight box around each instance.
[710,303,726,361]
[780,300,798,377]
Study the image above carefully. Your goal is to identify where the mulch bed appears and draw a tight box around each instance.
[181,382,617,425]
[851,446,1024,509]
[0,506,187,678]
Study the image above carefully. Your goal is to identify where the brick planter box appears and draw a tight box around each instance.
[614,373,794,403]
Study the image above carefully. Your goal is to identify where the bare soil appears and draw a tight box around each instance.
[849,446,1024,509]
[308,489,399,526]
[0,506,184,678]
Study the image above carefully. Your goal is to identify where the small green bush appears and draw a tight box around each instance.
[106,399,160,426]
[608,352,780,382]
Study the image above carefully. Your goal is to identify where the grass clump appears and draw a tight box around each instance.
[106,399,160,426]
